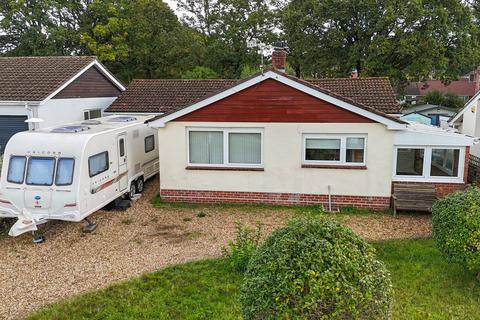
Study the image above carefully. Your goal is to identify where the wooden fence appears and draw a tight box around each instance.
[468,154,480,184]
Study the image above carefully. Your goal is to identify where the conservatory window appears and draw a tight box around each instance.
[395,148,424,176]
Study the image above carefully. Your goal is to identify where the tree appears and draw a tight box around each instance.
[421,90,465,108]
[0,0,87,56]
[281,0,480,85]
[421,90,445,106]
[182,66,219,79]
[176,0,278,78]
[81,0,203,81]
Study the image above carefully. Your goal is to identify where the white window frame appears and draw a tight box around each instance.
[392,146,465,183]
[302,134,367,166]
[186,127,264,168]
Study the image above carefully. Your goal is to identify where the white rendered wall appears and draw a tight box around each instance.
[158,122,395,197]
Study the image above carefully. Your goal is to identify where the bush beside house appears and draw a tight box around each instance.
[432,187,480,279]
[241,218,393,320]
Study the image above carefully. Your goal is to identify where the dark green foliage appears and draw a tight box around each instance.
[421,90,464,109]
[281,0,480,85]
[223,221,262,273]
[431,187,480,277]
[182,66,219,79]
[241,218,393,320]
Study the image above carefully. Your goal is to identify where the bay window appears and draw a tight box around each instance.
[303,134,366,166]
[394,146,463,181]
[188,128,263,167]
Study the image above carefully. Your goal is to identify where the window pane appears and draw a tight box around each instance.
[145,135,155,153]
[396,148,424,176]
[7,156,26,184]
[56,158,74,186]
[305,138,341,161]
[26,157,55,186]
[89,152,109,177]
[89,109,102,119]
[346,138,365,163]
[83,111,90,120]
[431,149,460,177]
[119,139,125,157]
[189,131,223,164]
[229,133,261,164]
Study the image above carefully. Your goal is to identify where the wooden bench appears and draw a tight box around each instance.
[392,184,437,217]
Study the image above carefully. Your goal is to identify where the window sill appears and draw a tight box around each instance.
[186,166,264,171]
[302,164,367,170]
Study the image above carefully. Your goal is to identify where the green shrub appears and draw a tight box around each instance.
[223,221,262,273]
[241,218,393,320]
[432,187,480,277]
[0,218,14,234]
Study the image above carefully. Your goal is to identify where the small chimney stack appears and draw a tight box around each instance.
[351,69,358,78]
[272,41,287,73]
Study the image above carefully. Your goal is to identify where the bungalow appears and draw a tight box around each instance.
[106,50,473,209]
[0,56,124,153]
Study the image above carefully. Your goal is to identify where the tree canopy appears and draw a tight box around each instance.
[1,0,480,85]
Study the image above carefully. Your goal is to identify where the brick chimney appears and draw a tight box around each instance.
[272,41,287,73]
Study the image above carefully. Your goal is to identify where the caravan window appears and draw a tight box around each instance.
[26,157,55,186]
[7,156,26,184]
[88,152,109,177]
[145,135,155,153]
[56,158,75,186]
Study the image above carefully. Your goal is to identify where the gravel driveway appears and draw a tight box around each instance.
[0,177,431,320]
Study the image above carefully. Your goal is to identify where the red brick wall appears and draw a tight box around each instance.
[160,189,391,210]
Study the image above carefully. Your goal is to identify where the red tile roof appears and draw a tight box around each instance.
[0,56,97,101]
[406,79,477,97]
[106,74,402,116]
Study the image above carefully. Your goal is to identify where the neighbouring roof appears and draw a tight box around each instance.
[402,104,458,115]
[406,80,477,97]
[106,75,402,115]
[0,56,116,102]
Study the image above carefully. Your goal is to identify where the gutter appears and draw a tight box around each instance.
[0,101,41,106]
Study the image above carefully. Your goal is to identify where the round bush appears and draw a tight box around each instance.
[432,187,480,276]
[241,218,393,320]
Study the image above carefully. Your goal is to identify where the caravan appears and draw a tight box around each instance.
[0,115,158,240]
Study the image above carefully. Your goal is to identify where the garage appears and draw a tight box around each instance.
[0,116,28,154]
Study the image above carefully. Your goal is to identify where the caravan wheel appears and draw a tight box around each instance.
[127,183,136,200]
[136,178,144,193]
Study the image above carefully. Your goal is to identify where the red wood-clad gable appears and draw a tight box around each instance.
[175,79,374,123]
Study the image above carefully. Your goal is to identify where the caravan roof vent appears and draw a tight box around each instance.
[108,116,137,123]
[51,125,90,133]
[82,120,102,125]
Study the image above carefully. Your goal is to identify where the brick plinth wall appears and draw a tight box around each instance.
[160,189,391,210]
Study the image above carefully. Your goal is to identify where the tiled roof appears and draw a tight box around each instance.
[106,79,237,113]
[0,56,97,101]
[309,77,401,114]
[106,74,402,116]
[406,80,477,97]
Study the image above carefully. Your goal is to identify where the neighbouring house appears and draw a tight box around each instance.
[449,91,480,157]
[0,56,124,153]
[404,67,480,105]
[401,104,458,126]
[106,48,473,210]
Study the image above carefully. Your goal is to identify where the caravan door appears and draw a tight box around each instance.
[117,133,128,192]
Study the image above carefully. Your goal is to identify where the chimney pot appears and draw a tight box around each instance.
[351,69,358,78]
[272,41,287,73]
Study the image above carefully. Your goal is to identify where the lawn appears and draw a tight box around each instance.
[27,238,480,320]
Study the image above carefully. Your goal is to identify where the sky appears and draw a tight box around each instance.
[165,0,178,11]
